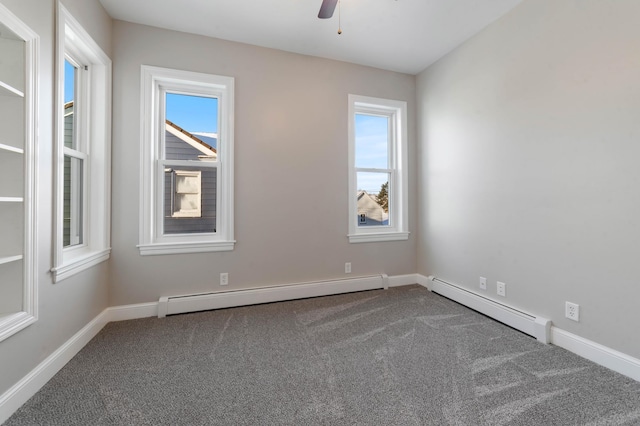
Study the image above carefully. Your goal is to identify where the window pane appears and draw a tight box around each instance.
[165,93,218,161]
[63,155,83,247]
[355,113,389,169]
[63,60,77,149]
[356,172,390,227]
[164,166,216,234]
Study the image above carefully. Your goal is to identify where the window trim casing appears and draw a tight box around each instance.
[348,94,409,243]
[52,3,112,283]
[138,65,235,255]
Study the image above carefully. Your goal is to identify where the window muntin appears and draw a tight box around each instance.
[139,66,234,255]
[348,95,408,243]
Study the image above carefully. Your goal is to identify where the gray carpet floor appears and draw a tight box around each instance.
[5,285,640,425]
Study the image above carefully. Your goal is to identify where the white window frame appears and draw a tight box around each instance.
[348,95,409,243]
[139,66,235,255]
[52,4,112,283]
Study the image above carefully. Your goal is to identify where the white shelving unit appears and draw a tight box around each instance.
[0,20,25,321]
[0,4,38,342]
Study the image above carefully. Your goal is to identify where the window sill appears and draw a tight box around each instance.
[138,240,236,256]
[51,248,111,283]
[348,231,410,244]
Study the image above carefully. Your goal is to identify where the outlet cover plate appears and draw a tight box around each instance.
[497,281,506,297]
[479,277,487,290]
[565,302,580,321]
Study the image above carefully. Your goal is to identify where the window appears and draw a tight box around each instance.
[348,95,408,243]
[139,66,234,255]
[52,4,112,282]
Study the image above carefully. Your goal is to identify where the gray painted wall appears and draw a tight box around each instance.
[0,0,112,398]
[109,21,417,305]
[417,0,640,357]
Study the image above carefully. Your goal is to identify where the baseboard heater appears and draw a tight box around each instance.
[158,274,389,318]
[426,275,551,343]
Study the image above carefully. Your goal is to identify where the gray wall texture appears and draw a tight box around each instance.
[417,0,640,358]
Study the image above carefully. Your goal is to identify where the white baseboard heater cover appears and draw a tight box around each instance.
[158,274,389,318]
[426,276,551,343]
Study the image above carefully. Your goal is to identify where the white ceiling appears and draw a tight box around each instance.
[98,0,522,75]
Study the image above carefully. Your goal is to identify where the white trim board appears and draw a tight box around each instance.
[388,274,419,287]
[0,310,110,423]
[0,303,159,424]
[551,327,640,382]
[416,273,640,383]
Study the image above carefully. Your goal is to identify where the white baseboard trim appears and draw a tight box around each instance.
[0,309,110,424]
[418,274,551,343]
[416,273,432,288]
[0,302,159,423]
[107,302,158,322]
[551,327,640,382]
[387,274,419,287]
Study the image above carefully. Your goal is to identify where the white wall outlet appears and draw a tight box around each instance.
[497,281,506,297]
[479,277,487,290]
[565,302,580,322]
[345,262,352,274]
[220,273,229,286]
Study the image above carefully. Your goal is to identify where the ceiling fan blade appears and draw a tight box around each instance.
[318,0,339,19]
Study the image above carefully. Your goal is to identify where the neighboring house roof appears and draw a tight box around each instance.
[357,190,380,203]
[357,190,388,223]
[165,120,217,158]
[191,132,218,150]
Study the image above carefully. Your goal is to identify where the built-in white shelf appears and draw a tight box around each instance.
[0,3,37,343]
[0,255,22,265]
[0,80,24,98]
[0,143,23,154]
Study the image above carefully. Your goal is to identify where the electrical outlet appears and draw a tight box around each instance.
[220,273,229,286]
[345,262,351,274]
[497,281,506,297]
[479,277,487,290]
[565,302,580,322]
